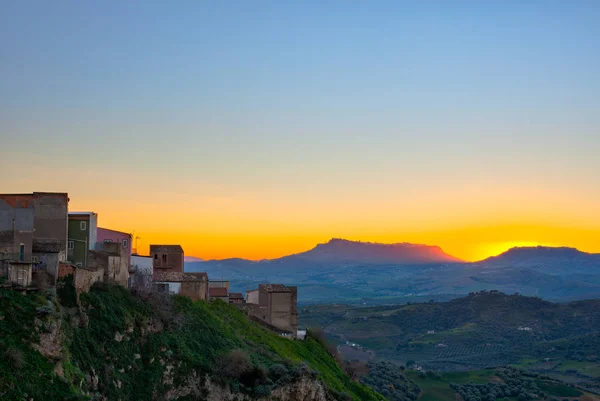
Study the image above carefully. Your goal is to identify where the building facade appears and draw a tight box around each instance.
[209,287,229,302]
[68,212,98,267]
[150,245,184,278]
[97,227,132,271]
[229,292,244,304]
[153,271,209,300]
[246,284,298,336]
[0,193,69,286]
[89,241,129,287]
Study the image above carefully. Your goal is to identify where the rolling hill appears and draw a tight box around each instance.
[300,291,600,393]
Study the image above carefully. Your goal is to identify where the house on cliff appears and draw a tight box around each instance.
[0,192,69,288]
[245,284,299,338]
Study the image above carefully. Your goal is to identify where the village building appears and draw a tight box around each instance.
[228,292,244,304]
[246,289,259,304]
[153,271,209,300]
[68,212,98,267]
[88,241,130,287]
[0,192,69,287]
[97,227,132,271]
[209,287,229,302]
[245,284,299,337]
[208,280,229,291]
[150,245,184,279]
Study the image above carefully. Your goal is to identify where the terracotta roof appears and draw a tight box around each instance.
[259,284,291,293]
[229,292,243,299]
[153,271,208,282]
[209,287,228,297]
[150,244,184,253]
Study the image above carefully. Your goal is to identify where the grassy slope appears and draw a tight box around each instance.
[0,284,382,401]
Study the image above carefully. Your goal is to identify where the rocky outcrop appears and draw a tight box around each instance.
[163,373,329,401]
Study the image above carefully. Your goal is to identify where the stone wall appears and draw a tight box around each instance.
[181,280,209,301]
[74,267,104,296]
[58,262,75,278]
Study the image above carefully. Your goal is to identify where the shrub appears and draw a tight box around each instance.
[5,346,24,369]
[219,349,252,379]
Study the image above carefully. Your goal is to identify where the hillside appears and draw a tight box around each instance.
[478,246,600,273]
[300,292,600,393]
[0,281,382,401]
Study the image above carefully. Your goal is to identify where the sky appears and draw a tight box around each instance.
[1,1,599,262]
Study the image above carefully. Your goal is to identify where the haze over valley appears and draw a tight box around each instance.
[186,238,600,304]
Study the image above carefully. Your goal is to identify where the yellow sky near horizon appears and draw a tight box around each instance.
[66,191,600,262]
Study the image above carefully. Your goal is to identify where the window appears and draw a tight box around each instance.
[80,221,87,231]
[104,239,113,243]
[162,254,167,263]
[19,244,25,262]
[122,239,128,249]
[68,240,75,250]
[154,254,158,260]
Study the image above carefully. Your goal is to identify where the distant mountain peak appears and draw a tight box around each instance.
[479,245,599,266]
[290,238,462,264]
[491,246,590,258]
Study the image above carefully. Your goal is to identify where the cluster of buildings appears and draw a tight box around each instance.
[0,192,299,337]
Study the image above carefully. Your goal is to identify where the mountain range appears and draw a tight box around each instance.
[185,239,600,304]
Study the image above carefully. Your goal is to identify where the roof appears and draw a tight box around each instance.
[259,284,291,293]
[246,289,258,294]
[209,287,228,297]
[0,193,68,208]
[186,272,208,281]
[32,240,65,253]
[98,227,132,237]
[153,271,207,282]
[229,292,243,299]
[150,244,184,253]
[69,212,96,216]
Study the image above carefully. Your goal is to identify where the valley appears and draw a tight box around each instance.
[300,291,600,394]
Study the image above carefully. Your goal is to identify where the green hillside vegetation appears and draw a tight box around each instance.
[404,368,591,401]
[301,291,600,392]
[0,281,383,401]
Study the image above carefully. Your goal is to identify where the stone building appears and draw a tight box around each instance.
[246,284,298,337]
[0,192,69,287]
[150,245,184,278]
[228,292,244,304]
[153,271,209,300]
[208,287,229,302]
[89,241,129,287]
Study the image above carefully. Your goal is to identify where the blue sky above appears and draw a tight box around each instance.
[1,1,599,259]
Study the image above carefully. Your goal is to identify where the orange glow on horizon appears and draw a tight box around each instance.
[53,184,600,263]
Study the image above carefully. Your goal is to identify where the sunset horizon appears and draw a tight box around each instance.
[2,2,599,265]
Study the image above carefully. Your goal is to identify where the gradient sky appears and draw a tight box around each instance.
[1,1,599,261]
